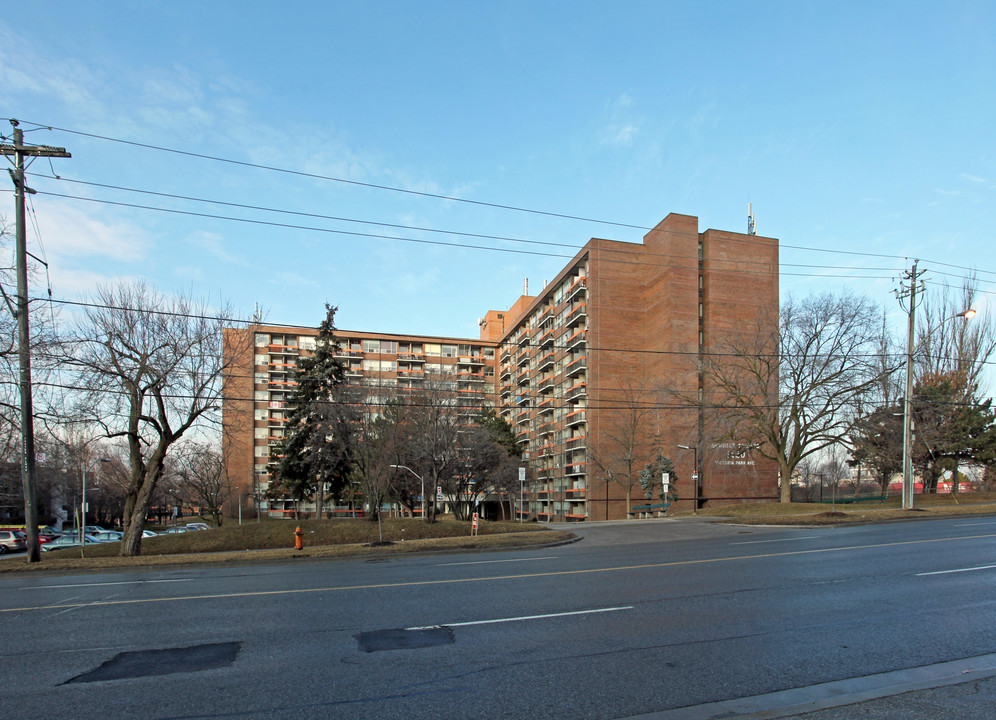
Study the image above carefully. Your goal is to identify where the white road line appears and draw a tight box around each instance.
[733,536,820,545]
[917,564,996,576]
[954,521,996,527]
[438,556,557,566]
[406,605,633,630]
[22,579,193,590]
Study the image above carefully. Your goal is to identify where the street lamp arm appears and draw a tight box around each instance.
[390,464,425,518]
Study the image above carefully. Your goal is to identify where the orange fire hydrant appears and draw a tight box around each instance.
[294,526,304,550]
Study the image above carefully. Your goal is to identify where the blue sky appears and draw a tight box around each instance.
[2,1,994,343]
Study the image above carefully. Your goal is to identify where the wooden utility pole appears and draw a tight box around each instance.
[1,119,70,562]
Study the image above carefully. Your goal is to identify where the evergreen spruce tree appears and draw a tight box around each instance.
[269,305,358,517]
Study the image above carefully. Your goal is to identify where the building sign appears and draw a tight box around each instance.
[711,442,759,467]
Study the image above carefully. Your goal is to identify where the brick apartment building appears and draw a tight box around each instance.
[222,212,779,521]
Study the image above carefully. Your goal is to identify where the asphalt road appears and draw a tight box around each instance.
[1,516,995,719]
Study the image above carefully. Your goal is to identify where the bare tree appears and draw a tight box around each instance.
[918,274,996,399]
[588,381,658,517]
[64,281,244,556]
[172,441,230,527]
[705,291,886,502]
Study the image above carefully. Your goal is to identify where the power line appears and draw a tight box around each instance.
[19,121,649,230]
[30,173,953,277]
[20,122,995,280]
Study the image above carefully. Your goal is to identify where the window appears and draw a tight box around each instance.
[300,336,316,351]
[381,340,398,354]
[255,333,269,346]
[425,343,441,356]
[441,344,457,358]
[363,339,380,353]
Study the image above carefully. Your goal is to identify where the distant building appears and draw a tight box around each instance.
[222,212,779,521]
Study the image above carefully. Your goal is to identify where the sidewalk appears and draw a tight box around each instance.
[630,652,996,719]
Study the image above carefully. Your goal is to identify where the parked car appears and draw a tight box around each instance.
[162,526,190,534]
[40,534,99,551]
[90,531,124,543]
[185,523,211,531]
[141,530,158,538]
[0,530,27,553]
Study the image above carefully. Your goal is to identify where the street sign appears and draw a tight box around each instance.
[519,467,526,483]
[662,472,670,493]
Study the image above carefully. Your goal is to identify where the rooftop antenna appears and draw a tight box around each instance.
[747,202,757,236]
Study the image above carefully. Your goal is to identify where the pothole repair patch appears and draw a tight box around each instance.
[65,641,241,684]
[355,627,454,652]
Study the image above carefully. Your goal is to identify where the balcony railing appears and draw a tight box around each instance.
[565,462,587,476]
[565,330,586,351]
[565,356,587,377]
[565,277,587,302]
[566,382,587,400]
[566,409,587,426]
[566,304,587,326]
[566,435,587,451]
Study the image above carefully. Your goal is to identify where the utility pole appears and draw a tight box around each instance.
[896,260,925,511]
[1,119,70,562]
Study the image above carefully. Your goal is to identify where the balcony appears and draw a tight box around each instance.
[500,383,511,397]
[536,420,554,436]
[565,356,587,378]
[566,435,587,451]
[536,351,555,372]
[565,462,587,477]
[457,371,486,382]
[268,343,300,355]
[565,487,587,499]
[537,374,555,392]
[537,397,555,413]
[566,382,587,400]
[566,409,586,427]
[516,369,530,386]
[566,303,587,327]
[535,328,555,349]
[536,443,554,458]
[268,378,299,388]
[336,349,364,359]
[565,330,586,352]
[565,277,587,303]
[516,410,531,424]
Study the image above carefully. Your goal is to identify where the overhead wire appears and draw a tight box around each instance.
[16,120,995,282]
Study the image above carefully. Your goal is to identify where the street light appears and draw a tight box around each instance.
[901,308,975,510]
[677,444,699,511]
[390,464,424,518]
[80,457,110,559]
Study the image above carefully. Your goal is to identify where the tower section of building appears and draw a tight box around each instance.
[482,213,779,520]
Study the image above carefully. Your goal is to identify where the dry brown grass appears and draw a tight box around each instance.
[699,492,996,525]
[2,516,576,574]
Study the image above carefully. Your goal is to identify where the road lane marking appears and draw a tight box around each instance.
[917,564,996,576]
[406,605,633,630]
[21,579,194,590]
[4,532,995,614]
[732,536,820,545]
[954,521,996,527]
[438,556,557,566]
